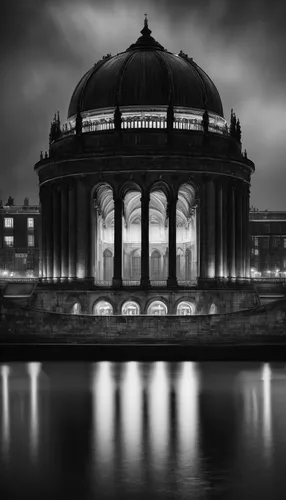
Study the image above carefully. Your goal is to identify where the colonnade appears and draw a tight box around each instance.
[40,175,250,284]
[199,178,250,279]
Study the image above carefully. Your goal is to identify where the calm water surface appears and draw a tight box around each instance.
[1,361,286,499]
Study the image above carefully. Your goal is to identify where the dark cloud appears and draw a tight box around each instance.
[0,0,285,209]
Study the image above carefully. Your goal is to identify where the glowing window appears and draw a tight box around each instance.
[209,303,217,314]
[27,218,34,228]
[4,218,13,228]
[147,300,167,316]
[177,301,195,315]
[122,301,140,315]
[71,302,81,315]
[93,300,114,316]
[28,235,35,247]
[4,236,14,247]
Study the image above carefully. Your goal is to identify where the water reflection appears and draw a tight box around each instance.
[27,362,41,462]
[1,365,10,461]
[0,361,285,499]
[262,363,272,461]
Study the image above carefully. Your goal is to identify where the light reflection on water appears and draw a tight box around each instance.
[1,361,286,499]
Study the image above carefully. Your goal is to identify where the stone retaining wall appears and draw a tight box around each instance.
[0,298,285,342]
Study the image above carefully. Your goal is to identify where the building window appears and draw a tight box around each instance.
[254,249,259,255]
[4,217,13,228]
[262,237,269,248]
[4,236,14,247]
[28,235,35,247]
[255,237,259,247]
[284,238,286,249]
[27,218,34,228]
[273,238,281,247]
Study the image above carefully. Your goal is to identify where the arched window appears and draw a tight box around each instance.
[103,249,113,281]
[131,250,141,280]
[71,302,81,315]
[209,303,217,315]
[176,248,184,279]
[122,301,140,315]
[186,248,192,280]
[177,301,195,316]
[151,250,161,280]
[93,300,114,316]
[147,300,168,316]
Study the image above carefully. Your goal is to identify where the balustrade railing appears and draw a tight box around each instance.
[150,280,168,287]
[177,279,198,287]
[122,280,140,286]
[94,280,112,286]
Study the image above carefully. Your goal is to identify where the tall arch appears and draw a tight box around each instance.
[103,248,113,281]
[91,183,114,283]
[121,183,142,282]
[149,186,169,282]
[176,183,198,282]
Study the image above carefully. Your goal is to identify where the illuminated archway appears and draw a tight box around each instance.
[103,249,113,281]
[93,300,114,315]
[147,300,168,315]
[176,184,197,281]
[122,300,140,315]
[209,303,217,315]
[149,188,168,281]
[122,186,142,281]
[92,184,114,282]
[177,301,195,315]
[71,302,82,315]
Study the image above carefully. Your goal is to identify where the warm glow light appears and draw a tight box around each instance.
[177,301,195,315]
[27,362,41,461]
[1,365,10,461]
[121,301,140,315]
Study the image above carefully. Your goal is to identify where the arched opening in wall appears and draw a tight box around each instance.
[103,249,113,281]
[122,186,141,282]
[176,183,197,282]
[71,302,82,315]
[131,249,141,280]
[176,301,195,315]
[93,300,114,315]
[176,248,184,280]
[147,300,168,315]
[92,184,114,284]
[209,303,217,315]
[151,250,161,280]
[149,188,168,282]
[122,300,140,315]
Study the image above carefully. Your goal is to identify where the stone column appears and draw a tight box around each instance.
[53,188,61,279]
[228,185,236,278]
[91,199,97,281]
[46,184,53,279]
[167,196,178,287]
[206,178,215,278]
[60,185,69,279]
[39,188,46,279]
[222,179,228,278]
[244,184,251,278]
[199,183,208,279]
[215,181,223,277]
[235,186,243,278]
[113,196,123,288]
[68,182,76,279]
[140,192,150,288]
[76,178,88,279]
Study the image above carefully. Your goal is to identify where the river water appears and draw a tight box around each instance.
[1,361,286,499]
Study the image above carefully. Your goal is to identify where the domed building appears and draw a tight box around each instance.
[34,18,258,316]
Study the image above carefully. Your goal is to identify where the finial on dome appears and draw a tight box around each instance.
[141,13,151,36]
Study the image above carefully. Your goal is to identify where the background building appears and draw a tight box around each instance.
[249,210,286,278]
[0,197,40,278]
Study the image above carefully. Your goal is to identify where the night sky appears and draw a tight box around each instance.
[1,0,285,209]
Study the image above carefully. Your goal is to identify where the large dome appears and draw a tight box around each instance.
[68,20,223,118]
